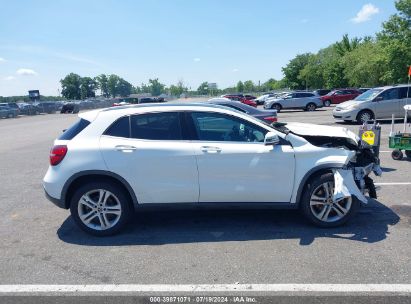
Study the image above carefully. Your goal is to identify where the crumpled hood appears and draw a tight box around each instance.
[285,122,359,143]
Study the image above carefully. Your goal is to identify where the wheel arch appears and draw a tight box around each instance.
[294,163,344,206]
[62,170,138,209]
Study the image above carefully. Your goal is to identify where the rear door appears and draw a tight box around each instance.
[99,112,199,204]
[188,111,295,203]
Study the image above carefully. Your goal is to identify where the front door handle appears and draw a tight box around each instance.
[115,145,137,152]
[201,146,222,153]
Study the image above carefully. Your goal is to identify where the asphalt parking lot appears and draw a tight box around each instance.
[0,106,410,288]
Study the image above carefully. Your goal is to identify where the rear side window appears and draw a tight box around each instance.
[59,118,90,140]
[104,116,130,138]
[130,112,182,140]
[399,87,411,99]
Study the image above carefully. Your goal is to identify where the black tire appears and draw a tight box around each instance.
[70,181,133,236]
[7,113,13,118]
[405,150,411,159]
[323,100,331,107]
[356,110,374,124]
[391,150,403,160]
[306,103,316,111]
[300,172,359,228]
[271,104,282,112]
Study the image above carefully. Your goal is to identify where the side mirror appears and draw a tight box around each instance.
[374,96,383,102]
[264,131,280,146]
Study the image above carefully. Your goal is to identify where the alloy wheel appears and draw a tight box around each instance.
[77,189,122,230]
[309,181,352,223]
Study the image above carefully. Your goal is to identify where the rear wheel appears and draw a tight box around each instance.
[306,103,316,111]
[405,150,411,159]
[271,104,282,112]
[300,173,359,227]
[356,110,374,124]
[391,150,403,160]
[70,182,133,236]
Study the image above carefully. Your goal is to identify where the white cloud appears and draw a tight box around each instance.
[16,68,38,76]
[0,57,5,62]
[232,68,239,72]
[194,58,201,62]
[4,76,15,81]
[351,3,379,23]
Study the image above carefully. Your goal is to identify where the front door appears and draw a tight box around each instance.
[188,111,295,203]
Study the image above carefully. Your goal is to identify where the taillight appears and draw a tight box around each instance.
[50,145,67,166]
[264,116,277,123]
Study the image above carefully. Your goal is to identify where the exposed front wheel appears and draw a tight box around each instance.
[70,182,132,236]
[300,173,359,227]
[323,100,331,107]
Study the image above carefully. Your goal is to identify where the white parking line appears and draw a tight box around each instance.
[375,182,411,186]
[0,284,411,293]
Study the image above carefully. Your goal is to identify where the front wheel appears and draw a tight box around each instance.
[323,100,331,107]
[300,173,359,227]
[70,182,133,236]
[306,103,316,111]
[356,110,374,124]
[405,150,411,159]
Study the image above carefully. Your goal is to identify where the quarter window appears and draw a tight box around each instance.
[130,112,182,140]
[104,116,130,138]
[380,88,399,100]
[190,112,266,142]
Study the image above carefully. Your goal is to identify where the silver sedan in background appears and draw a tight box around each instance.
[264,92,323,112]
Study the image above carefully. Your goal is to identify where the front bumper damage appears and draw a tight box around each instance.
[333,162,382,204]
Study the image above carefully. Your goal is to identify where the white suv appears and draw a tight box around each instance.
[43,103,380,235]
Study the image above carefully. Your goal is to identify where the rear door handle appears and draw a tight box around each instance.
[201,146,222,153]
[115,145,137,152]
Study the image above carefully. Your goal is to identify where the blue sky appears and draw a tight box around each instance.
[0,0,397,96]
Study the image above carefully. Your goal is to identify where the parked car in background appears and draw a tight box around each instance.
[321,89,361,107]
[254,93,277,105]
[34,102,58,114]
[0,103,20,116]
[60,102,80,114]
[0,105,18,118]
[264,92,323,112]
[358,88,372,94]
[222,94,257,107]
[207,98,278,123]
[333,85,411,124]
[17,103,40,115]
[313,89,331,96]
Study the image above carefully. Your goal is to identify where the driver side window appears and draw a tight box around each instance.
[190,112,267,142]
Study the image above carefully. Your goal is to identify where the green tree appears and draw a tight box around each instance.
[148,78,165,96]
[80,77,97,99]
[169,80,187,96]
[107,74,121,97]
[236,81,244,93]
[282,53,312,89]
[117,78,133,97]
[60,73,82,99]
[341,41,388,87]
[197,82,209,95]
[95,74,109,97]
[377,0,411,83]
[334,34,361,56]
[243,80,255,92]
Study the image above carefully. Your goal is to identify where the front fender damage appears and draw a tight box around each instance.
[333,162,382,204]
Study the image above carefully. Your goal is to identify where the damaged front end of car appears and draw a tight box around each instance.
[278,122,382,204]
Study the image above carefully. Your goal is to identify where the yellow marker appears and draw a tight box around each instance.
[362,131,375,145]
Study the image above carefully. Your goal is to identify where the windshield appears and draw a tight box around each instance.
[355,88,384,101]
